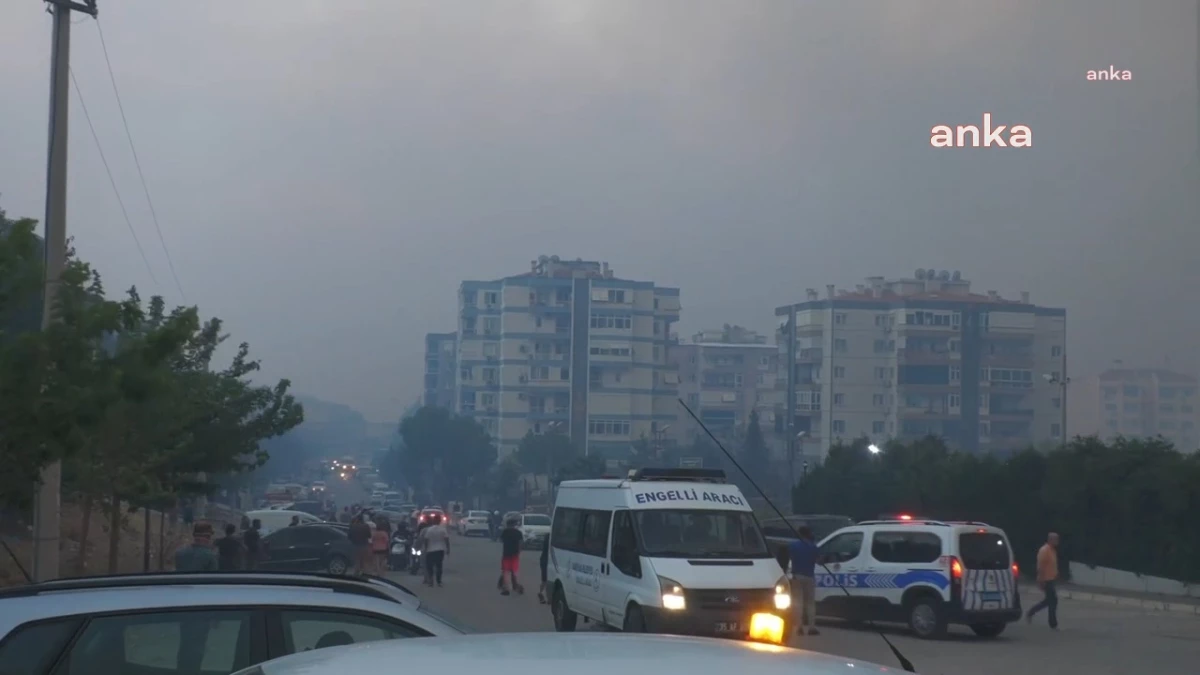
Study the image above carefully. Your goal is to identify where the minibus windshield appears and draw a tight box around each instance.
[634,509,771,558]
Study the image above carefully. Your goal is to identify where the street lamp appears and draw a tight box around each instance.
[867,443,882,455]
[1043,373,1070,448]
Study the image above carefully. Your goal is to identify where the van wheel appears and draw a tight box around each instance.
[552,586,578,632]
[906,596,947,639]
[623,605,647,632]
[969,622,1006,638]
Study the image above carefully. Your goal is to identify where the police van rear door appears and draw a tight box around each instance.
[956,529,1016,612]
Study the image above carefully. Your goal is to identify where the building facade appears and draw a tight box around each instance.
[775,270,1066,459]
[423,332,458,409]
[1072,368,1198,452]
[672,326,780,440]
[456,256,681,459]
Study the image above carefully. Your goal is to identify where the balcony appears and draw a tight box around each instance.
[897,348,953,364]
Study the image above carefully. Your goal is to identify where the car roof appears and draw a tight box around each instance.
[0,573,447,637]
[245,633,889,675]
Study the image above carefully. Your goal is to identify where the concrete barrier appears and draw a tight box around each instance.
[1068,562,1198,599]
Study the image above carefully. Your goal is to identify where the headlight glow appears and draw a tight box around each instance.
[774,575,792,610]
[749,612,785,644]
[658,576,686,611]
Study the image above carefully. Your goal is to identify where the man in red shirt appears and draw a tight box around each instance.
[1026,532,1060,629]
[499,517,525,596]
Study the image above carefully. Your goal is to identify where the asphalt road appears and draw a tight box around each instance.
[390,534,1200,675]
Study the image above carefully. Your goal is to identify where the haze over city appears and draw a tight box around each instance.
[1,0,1196,422]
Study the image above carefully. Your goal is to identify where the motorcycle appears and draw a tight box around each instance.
[388,533,411,571]
[408,543,423,575]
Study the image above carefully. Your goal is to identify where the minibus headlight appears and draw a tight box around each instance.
[659,576,686,611]
[773,575,791,610]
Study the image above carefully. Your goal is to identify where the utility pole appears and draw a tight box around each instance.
[33,0,99,583]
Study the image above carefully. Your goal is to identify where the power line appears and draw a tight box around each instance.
[68,65,160,288]
[95,19,187,302]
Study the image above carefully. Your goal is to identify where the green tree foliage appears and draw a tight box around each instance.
[513,430,574,478]
[794,435,1200,582]
[742,410,769,481]
[0,207,304,529]
[397,405,497,502]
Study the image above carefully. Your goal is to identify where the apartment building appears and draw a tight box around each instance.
[775,270,1066,458]
[1072,367,1198,452]
[672,325,780,439]
[423,332,458,409]
[456,255,681,459]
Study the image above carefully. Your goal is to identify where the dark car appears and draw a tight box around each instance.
[760,514,855,569]
[261,524,356,575]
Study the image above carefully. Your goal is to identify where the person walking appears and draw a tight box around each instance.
[1026,532,1060,629]
[242,519,263,570]
[787,526,820,636]
[174,523,218,572]
[372,518,392,575]
[418,513,450,587]
[216,523,246,571]
[537,529,550,603]
[499,517,525,596]
[348,514,374,576]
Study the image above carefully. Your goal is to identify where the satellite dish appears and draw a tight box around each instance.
[915,269,926,279]
[926,269,936,279]
[952,271,962,281]
[939,270,950,281]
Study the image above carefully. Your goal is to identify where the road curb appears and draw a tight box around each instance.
[1032,586,1200,615]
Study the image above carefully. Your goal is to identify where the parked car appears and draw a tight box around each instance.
[246,509,322,535]
[457,510,491,536]
[0,572,468,675]
[515,512,551,549]
[261,524,357,575]
[229,632,892,675]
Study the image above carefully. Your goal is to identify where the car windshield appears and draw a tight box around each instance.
[634,509,770,558]
[523,514,550,526]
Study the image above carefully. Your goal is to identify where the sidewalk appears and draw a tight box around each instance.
[1021,580,1200,616]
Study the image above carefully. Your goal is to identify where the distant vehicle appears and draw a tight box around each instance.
[373,482,390,492]
[287,501,329,519]
[759,514,855,564]
[246,509,322,535]
[311,480,327,493]
[0,572,467,675]
[457,510,491,536]
[261,524,359,575]
[514,513,551,549]
[417,508,444,526]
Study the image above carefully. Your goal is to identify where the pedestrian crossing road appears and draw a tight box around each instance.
[392,534,1200,675]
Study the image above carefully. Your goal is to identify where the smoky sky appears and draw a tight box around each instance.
[1,1,1197,421]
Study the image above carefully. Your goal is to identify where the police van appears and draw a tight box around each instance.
[547,468,790,644]
[808,517,1022,639]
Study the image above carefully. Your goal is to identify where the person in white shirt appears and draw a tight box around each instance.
[418,513,451,587]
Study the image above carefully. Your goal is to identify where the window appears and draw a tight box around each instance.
[958,533,1011,569]
[834,313,846,325]
[874,366,887,380]
[870,531,942,563]
[480,393,496,408]
[280,609,421,654]
[551,507,584,551]
[1051,423,1061,438]
[818,532,863,563]
[834,339,848,353]
[460,367,473,381]
[482,367,498,384]
[949,365,961,382]
[833,393,845,406]
[873,394,885,406]
[590,314,632,330]
[1050,345,1062,357]
[873,339,889,353]
[610,510,641,576]
[1052,397,1061,409]
[608,290,626,303]
[833,366,845,379]
[589,346,632,357]
[872,421,885,434]
[580,511,612,557]
[948,394,961,408]
[482,317,500,335]
[483,291,499,306]
[589,420,631,435]
[633,510,768,558]
[62,610,252,675]
[482,342,499,357]
[0,618,82,675]
[832,420,846,434]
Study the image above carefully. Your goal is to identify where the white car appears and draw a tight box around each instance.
[516,512,551,548]
[231,632,893,675]
[457,510,491,536]
[245,509,322,535]
[810,516,1021,639]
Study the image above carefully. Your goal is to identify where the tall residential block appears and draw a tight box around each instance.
[456,255,681,459]
[423,332,458,409]
[776,270,1066,458]
[1072,367,1198,452]
[672,325,780,442]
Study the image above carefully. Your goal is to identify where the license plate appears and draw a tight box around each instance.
[714,622,741,633]
[983,600,1000,609]
[390,545,404,554]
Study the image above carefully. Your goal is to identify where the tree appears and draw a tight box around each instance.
[742,410,770,482]
[514,430,574,479]
[398,406,496,502]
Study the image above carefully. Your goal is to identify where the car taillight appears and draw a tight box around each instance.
[950,557,963,579]
[1011,563,1019,578]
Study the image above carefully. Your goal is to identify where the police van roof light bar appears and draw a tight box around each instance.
[628,467,727,483]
